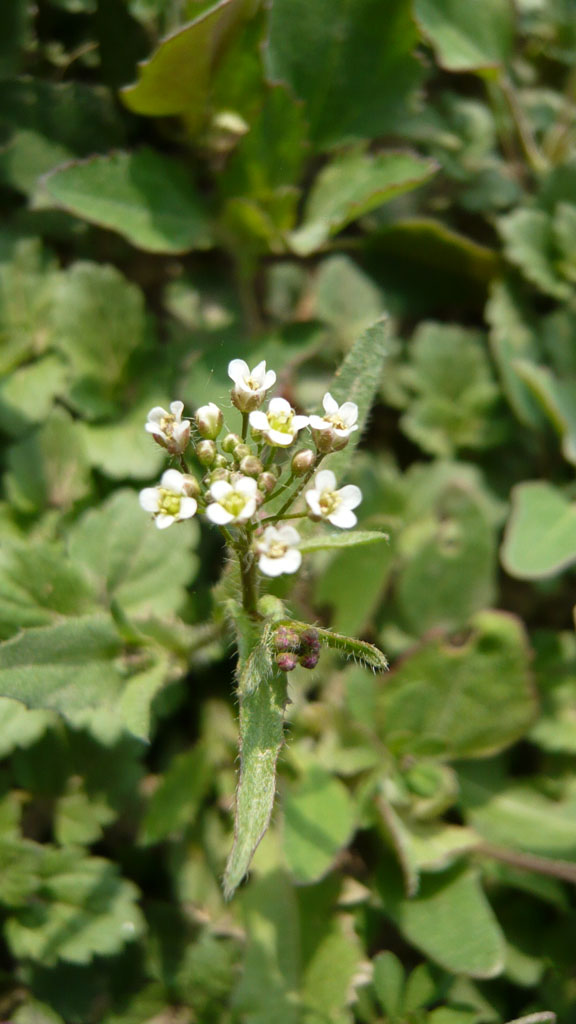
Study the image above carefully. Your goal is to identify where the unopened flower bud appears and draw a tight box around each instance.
[274,626,301,653]
[239,455,263,477]
[233,443,251,462]
[195,403,223,440]
[291,449,316,476]
[222,432,242,453]
[300,627,321,654]
[276,652,298,672]
[209,467,230,484]
[258,472,277,494]
[196,440,217,466]
[181,474,201,499]
[213,454,229,469]
[299,651,320,670]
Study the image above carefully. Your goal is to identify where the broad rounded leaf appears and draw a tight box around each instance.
[282,767,355,884]
[414,0,515,71]
[502,481,576,579]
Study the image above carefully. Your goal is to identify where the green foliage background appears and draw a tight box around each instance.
[1,0,576,1021]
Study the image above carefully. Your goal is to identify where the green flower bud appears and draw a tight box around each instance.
[222,432,242,453]
[258,471,277,494]
[195,403,223,440]
[291,448,316,476]
[239,455,263,477]
[196,439,217,466]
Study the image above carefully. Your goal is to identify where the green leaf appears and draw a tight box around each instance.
[121,0,253,128]
[36,150,212,254]
[282,767,355,884]
[373,951,405,1020]
[289,150,437,255]
[0,0,29,75]
[54,787,116,846]
[501,481,576,579]
[299,530,389,553]
[5,408,92,514]
[301,916,363,1024]
[68,490,199,617]
[0,355,67,435]
[499,208,571,299]
[0,617,125,719]
[78,401,168,478]
[223,668,287,898]
[513,360,576,465]
[314,532,394,636]
[0,239,59,375]
[486,280,544,429]
[378,858,506,978]
[5,849,144,965]
[265,0,423,150]
[377,611,536,758]
[413,0,515,71]
[0,540,96,639]
[313,255,387,342]
[140,745,212,844]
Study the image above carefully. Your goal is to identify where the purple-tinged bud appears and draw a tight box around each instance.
[276,652,298,672]
[291,449,316,476]
[196,440,217,466]
[222,432,242,453]
[239,455,263,477]
[299,651,320,670]
[300,627,321,654]
[258,472,277,494]
[274,626,301,653]
[195,403,223,440]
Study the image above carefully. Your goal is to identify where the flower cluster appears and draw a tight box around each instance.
[139,360,362,580]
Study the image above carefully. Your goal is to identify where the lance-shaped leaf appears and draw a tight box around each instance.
[121,0,253,130]
[36,150,212,254]
[289,150,437,255]
[501,481,576,579]
[299,530,389,553]
[223,667,287,899]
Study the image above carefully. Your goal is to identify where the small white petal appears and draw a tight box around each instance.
[139,488,160,512]
[235,476,258,497]
[206,502,234,525]
[179,497,197,519]
[161,469,186,492]
[315,469,337,492]
[338,484,362,509]
[173,421,191,443]
[170,400,184,419]
[268,396,291,415]
[210,480,233,501]
[258,554,286,577]
[268,428,294,446]
[305,491,322,516]
[329,508,357,529]
[309,414,330,431]
[228,358,249,384]
[281,548,302,573]
[291,415,309,432]
[147,406,169,423]
[263,369,276,389]
[235,497,256,521]
[277,525,301,546]
[339,402,358,425]
[251,360,267,384]
[249,410,269,431]
[145,422,163,436]
[322,393,338,414]
[334,423,358,437]
[155,514,175,529]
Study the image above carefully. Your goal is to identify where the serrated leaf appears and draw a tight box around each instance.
[121,0,253,128]
[265,0,423,150]
[289,150,437,255]
[0,238,59,375]
[499,208,571,300]
[140,744,212,844]
[5,408,92,513]
[513,360,576,465]
[0,355,67,435]
[299,530,388,553]
[5,849,144,965]
[413,0,514,70]
[36,150,212,254]
[282,767,355,884]
[377,611,536,758]
[501,482,576,579]
[68,490,199,617]
[0,539,96,639]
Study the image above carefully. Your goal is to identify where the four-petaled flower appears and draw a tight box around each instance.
[305,469,362,529]
[309,393,358,452]
[249,397,309,447]
[206,476,258,525]
[139,469,198,529]
[145,401,190,454]
[228,359,276,412]
[256,525,302,577]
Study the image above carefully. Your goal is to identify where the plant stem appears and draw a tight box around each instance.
[238,532,260,618]
[260,511,309,525]
[241,412,249,440]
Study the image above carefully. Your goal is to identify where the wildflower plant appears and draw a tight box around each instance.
[140,325,389,896]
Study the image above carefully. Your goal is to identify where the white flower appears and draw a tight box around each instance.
[309,393,358,452]
[256,525,302,577]
[305,469,362,529]
[249,397,309,447]
[145,401,190,454]
[139,469,198,529]
[195,402,223,440]
[228,359,276,412]
[206,475,258,525]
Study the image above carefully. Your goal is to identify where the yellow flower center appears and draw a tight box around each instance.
[160,415,176,436]
[246,376,261,391]
[222,492,247,517]
[326,412,347,431]
[268,540,288,559]
[319,491,340,515]
[158,489,181,516]
[269,410,293,434]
